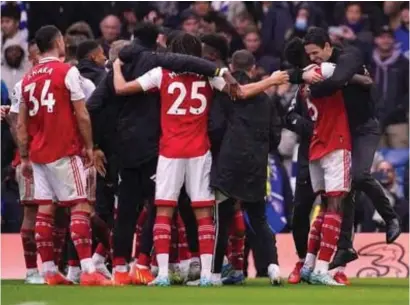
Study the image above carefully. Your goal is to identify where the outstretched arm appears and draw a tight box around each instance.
[239,71,290,99]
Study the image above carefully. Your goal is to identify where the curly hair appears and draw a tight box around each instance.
[170,32,202,57]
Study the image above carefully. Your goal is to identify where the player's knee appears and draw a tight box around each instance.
[71,202,92,214]
[37,203,55,216]
[22,206,38,229]
[156,206,174,217]
[194,207,212,219]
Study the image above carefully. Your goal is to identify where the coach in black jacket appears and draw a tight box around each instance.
[87,23,225,266]
[211,50,284,283]
[300,28,400,268]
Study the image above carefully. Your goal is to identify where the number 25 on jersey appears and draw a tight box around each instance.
[24,80,56,116]
[167,81,207,116]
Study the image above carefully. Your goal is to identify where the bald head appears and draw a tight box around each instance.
[100,15,121,43]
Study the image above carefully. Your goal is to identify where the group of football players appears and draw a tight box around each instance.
[1,22,400,288]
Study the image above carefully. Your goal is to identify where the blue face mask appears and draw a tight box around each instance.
[295,18,308,31]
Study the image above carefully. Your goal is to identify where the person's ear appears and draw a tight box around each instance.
[229,63,234,72]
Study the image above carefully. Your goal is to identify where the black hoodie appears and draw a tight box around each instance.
[77,58,107,86]
[212,71,280,202]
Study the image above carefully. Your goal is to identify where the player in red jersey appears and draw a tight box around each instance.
[16,25,110,286]
[112,33,289,286]
[299,62,351,286]
[6,40,45,284]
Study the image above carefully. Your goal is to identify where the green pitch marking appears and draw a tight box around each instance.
[1,278,408,305]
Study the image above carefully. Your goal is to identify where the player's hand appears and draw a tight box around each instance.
[83,148,94,169]
[1,105,10,121]
[302,68,323,84]
[21,158,33,179]
[270,70,289,85]
[113,58,124,68]
[93,149,107,177]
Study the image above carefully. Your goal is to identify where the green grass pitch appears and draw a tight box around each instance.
[2,278,408,305]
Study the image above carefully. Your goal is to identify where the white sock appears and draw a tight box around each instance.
[313,260,329,274]
[337,266,345,273]
[211,273,221,282]
[200,254,213,279]
[157,254,169,278]
[92,253,106,265]
[304,253,316,269]
[299,258,305,263]
[67,266,81,278]
[268,264,280,278]
[223,256,229,265]
[80,258,96,274]
[27,268,39,275]
[114,265,128,273]
[42,261,57,274]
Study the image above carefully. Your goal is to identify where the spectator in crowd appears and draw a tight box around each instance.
[119,6,138,40]
[288,2,328,30]
[369,25,409,148]
[259,1,293,58]
[357,161,409,233]
[232,11,256,37]
[99,15,122,57]
[76,40,107,86]
[64,21,95,64]
[211,1,246,24]
[1,2,27,63]
[395,2,409,58]
[180,9,200,35]
[242,28,280,75]
[1,43,29,93]
[342,2,374,45]
[285,3,324,42]
[383,1,404,30]
[191,1,212,18]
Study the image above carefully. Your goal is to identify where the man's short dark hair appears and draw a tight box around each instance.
[345,1,362,10]
[28,39,37,48]
[170,33,202,57]
[35,25,61,53]
[201,34,229,62]
[76,40,100,60]
[303,27,331,48]
[1,3,21,21]
[284,37,309,68]
[133,22,159,48]
[231,50,255,72]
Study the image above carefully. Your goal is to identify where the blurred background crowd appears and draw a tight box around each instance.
[1,1,409,234]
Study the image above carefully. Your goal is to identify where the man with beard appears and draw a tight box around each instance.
[300,27,401,269]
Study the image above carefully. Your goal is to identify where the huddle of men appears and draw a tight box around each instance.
[2,22,401,287]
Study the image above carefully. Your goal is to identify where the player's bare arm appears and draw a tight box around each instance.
[349,74,373,86]
[112,59,144,95]
[73,100,94,168]
[238,70,290,99]
[7,111,18,143]
[16,102,32,177]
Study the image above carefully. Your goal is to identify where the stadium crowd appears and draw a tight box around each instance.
[0,1,409,287]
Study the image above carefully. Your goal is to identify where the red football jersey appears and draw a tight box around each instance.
[137,67,225,158]
[21,57,85,164]
[304,63,351,160]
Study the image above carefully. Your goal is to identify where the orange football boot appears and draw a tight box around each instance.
[44,272,73,285]
[334,271,350,285]
[132,266,155,285]
[288,262,303,284]
[80,272,112,286]
[112,271,132,286]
